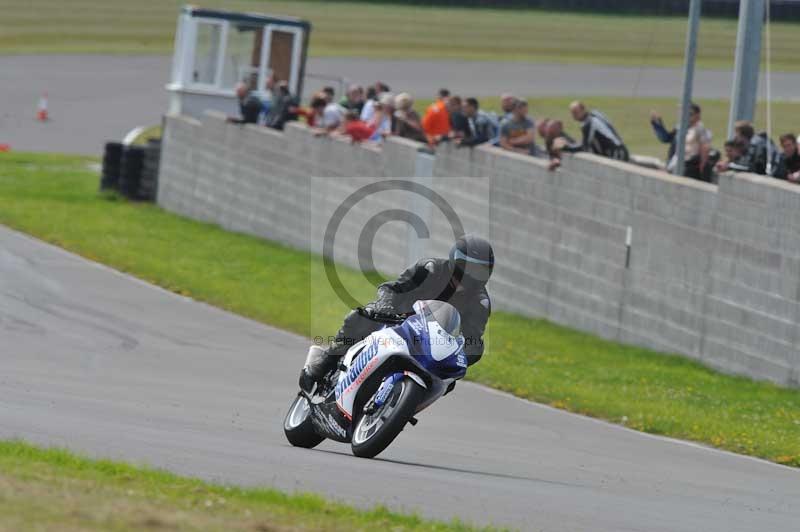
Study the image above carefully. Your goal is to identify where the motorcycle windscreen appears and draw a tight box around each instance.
[400,314,467,379]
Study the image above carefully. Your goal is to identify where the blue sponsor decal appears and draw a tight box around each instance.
[373,372,403,407]
[335,339,379,399]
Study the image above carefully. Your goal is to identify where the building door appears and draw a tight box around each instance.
[260,25,303,96]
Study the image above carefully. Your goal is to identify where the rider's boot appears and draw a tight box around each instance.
[299,343,346,393]
[300,308,380,393]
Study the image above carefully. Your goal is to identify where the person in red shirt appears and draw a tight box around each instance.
[421,88,451,145]
[342,110,377,143]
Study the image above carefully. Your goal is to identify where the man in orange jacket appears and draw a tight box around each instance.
[421,88,451,145]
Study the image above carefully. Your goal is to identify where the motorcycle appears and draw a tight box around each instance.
[283,300,468,458]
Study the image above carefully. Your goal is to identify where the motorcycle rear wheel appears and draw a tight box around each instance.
[284,394,326,449]
[351,377,424,459]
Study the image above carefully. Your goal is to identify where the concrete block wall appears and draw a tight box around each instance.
[158,111,800,387]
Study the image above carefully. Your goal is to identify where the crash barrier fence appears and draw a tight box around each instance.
[157,111,800,387]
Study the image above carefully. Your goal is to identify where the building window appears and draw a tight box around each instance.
[221,24,263,91]
[193,22,222,85]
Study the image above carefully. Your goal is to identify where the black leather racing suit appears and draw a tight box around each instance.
[326,258,491,367]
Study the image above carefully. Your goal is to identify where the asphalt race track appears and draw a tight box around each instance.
[1,224,799,531]
[2,54,799,155]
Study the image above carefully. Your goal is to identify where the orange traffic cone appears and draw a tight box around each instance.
[36,92,48,122]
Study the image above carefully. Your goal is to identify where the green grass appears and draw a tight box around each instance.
[1,152,799,469]
[0,440,487,531]
[2,0,799,70]
[131,124,162,146]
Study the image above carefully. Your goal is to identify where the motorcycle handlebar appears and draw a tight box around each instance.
[356,307,409,324]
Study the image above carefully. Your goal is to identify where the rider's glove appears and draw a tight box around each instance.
[372,287,396,315]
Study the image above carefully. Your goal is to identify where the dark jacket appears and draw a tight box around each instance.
[265,90,294,130]
[460,111,495,147]
[450,111,469,138]
[375,258,491,365]
[651,117,677,162]
[579,110,629,161]
[774,151,800,180]
[749,133,781,176]
[233,93,262,124]
[727,151,755,173]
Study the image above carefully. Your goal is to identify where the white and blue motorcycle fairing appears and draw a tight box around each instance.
[334,305,468,421]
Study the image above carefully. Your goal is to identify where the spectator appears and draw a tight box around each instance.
[456,97,495,147]
[422,88,452,145]
[731,120,759,173]
[366,93,394,142]
[265,78,293,130]
[321,86,336,103]
[776,133,800,182]
[569,100,629,161]
[448,96,468,139]
[321,97,345,132]
[393,92,427,143]
[537,118,579,169]
[499,99,536,155]
[716,139,752,173]
[226,82,262,124]
[361,82,391,122]
[499,93,517,122]
[365,86,377,103]
[665,103,712,181]
[341,110,376,143]
[339,84,365,114]
[492,93,518,145]
[734,120,780,176]
[650,110,677,163]
[298,94,327,128]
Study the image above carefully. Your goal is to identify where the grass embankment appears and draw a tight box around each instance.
[0,440,484,531]
[1,152,799,467]
[3,0,800,70]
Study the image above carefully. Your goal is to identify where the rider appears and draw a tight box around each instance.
[301,234,494,391]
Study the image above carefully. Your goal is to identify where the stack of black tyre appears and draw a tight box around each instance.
[119,145,145,199]
[100,142,123,191]
[139,139,161,202]
[100,140,160,201]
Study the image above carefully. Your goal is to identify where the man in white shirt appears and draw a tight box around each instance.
[667,103,712,180]
[321,101,344,132]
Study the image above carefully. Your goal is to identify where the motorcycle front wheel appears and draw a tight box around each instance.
[351,376,425,459]
[284,394,325,449]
